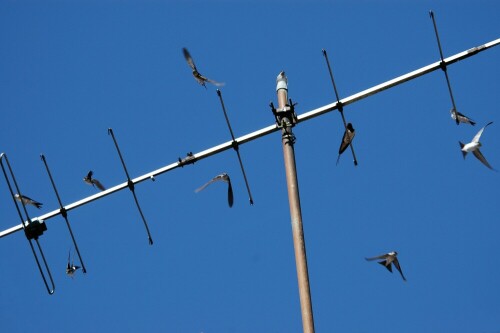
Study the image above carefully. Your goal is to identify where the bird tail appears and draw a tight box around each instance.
[378,261,392,273]
[459,142,467,159]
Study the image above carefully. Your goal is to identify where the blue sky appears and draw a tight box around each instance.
[1,1,499,332]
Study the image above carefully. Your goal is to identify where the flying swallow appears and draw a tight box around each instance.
[14,194,42,209]
[66,249,81,278]
[195,173,233,207]
[459,121,495,170]
[83,171,106,191]
[183,48,225,88]
[336,123,355,165]
[366,251,407,281]
[451,108,475,126]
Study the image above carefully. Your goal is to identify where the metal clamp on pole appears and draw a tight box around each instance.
[0,153,55,295]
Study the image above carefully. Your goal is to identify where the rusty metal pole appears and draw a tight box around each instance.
[276,71,315,333]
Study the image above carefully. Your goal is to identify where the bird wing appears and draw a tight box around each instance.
[195,177,219,193]
[92,178,106,191]
[472,149,495,170]
[338,125,355,155]
[472,121,493,143]
[205,77,225,87]
[227,180,234,208]
[183,48,198,71]
[365,254,388,261]
[393,258,407,281]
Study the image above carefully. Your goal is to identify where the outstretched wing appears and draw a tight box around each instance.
[183,48,198,71]
[472,121,493,143]
[227,179,234,208]
[365,254,388,261]
[393,258,407,281]
[472,149,495,170]
[92,178,106,191]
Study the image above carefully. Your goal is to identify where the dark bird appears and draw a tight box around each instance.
[459,121,495,170]
[14,194,42,209]
[336,123,356,165]
[365,251,407,281]
[66,249,81,278]
[451,108,475,126]
[195,173,233,208]
[83,171,106,191]
[183,47,225,88]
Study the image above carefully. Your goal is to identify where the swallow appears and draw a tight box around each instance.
[451,108,475,126]
[195,173,233,207]
[366,251,406,281]
[66,249,81,278]
[14,194,42,209]
[336,123,355,165]
[83,171,106,191]
[459,121,495,170]
[183,48,225,88]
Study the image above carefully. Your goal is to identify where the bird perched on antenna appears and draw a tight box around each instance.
[195,173,233,208]
[336,123,356,165]
[459,121,495,170]
[451,108,475,126]
[182,47,225,88]
[366,251,407,281]
[83,171,106,191]
[14,193,42,209]
[66,249,81,278]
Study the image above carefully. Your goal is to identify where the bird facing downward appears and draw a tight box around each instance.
[336,123,356,165]
[14,194,43,209]
[459,121,495,171]
[195,173,233,208]
[66,249,81,278]
[366,251,407,281]
[182,48,225,88]
[83,171,106,191]
[450,108,475,126]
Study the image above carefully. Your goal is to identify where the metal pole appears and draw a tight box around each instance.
[276,72,315,333]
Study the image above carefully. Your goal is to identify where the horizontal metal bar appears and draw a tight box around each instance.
[1,37,498,239]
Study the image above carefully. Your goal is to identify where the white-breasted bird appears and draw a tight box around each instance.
[14,194,42,209]
[183,48,224,88]
[365,251,407,281]
[195,173,233,208]
[336,123,355,165]
[83,170,106,191]
[451,108,475,126]
[66,249,81,278]
[459,121,495,170]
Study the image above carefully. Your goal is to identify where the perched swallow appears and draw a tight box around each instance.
[83,171,106,191]
[182,48,225,88]
[66,250,81,278]
[14,194,42,209]
[459,121,495,170]
[336,123,355,165]
[451,108,475,126]
[366,251,406,281]
[195,173,233,207]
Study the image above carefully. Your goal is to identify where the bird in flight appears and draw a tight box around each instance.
[66,249,81,278]
[336,123,356,165]
[14,194,42,209]
[459,121,495,170]
[365,251,407,281]
[451,108,475,126]
[183,47,225,88]
[195,173,233,208]
[83,171,106,191]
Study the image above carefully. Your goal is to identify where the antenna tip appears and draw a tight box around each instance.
[429,10,434,17]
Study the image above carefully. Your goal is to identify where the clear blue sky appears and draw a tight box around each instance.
[1,1,499,332]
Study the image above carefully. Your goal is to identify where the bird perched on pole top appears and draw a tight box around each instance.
[195,173,234,208]
[182,47,225,88]
[15,193,43,209]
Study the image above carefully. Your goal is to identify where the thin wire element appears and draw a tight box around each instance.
[40,154,87,273]
[0,153,55,295]
[108,128,154,245]
[216,89,254,205]
[322,49,358,166]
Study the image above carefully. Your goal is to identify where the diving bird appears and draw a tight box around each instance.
[83,171,106,191]
[459,121,495,170]
[195,173,233,208]
[183,47,225,88]
[366,251,406,281]
[336,123,355,165]
[66,249,81,278]
[14,194,42,209]
[451,108,475,126]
